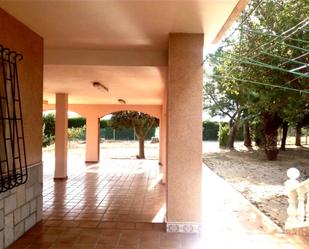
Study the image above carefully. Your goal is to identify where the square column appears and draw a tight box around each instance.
[54,93,68,180]
[166,33,203,233]
[159,90,167,184]
[85,116,100,163]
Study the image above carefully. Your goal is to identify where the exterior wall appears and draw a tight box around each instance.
[0,165,42,248]
[0,8,43,248]
[166,34,203,233]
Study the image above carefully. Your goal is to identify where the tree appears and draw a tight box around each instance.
[110,111,159,159]
[204,0,309,160]
[280,122,288,151]
[203,50,245,149]
[243,121,252,147]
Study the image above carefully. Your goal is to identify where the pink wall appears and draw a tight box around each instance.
[0,8,44,247]
[0,8,43,165]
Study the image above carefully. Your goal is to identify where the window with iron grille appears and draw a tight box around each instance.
[0,45,28,193]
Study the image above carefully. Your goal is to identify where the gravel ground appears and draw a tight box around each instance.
[203,142,309,228]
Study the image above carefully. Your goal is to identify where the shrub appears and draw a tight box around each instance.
[43,113,55,137]
[68,126,86,141]
[218,123,229,147]
[68,117,86,128]
[203,121,219,141]
[42,123,54,147]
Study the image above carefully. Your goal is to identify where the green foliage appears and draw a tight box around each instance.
[218,123,229,147]
[100,119,109,128]
[204,0,309,158]
[110,111,159,159]
[100,127,156,140]
[203,121,219,140]
[42,123,54,147]
[68,126,85,141]
[42,113,55,147]
[111,111,159,138]
[43,113,55,137]
[68,117,86,128]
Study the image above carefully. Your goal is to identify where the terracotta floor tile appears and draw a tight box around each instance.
[79,221,100,228]
[10,158,309,249]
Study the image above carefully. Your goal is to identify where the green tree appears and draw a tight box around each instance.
[205,0,309,160]
[42,113,55,147]
[110,111,159,159]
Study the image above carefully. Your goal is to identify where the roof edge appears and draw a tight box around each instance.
[212,0,250,44]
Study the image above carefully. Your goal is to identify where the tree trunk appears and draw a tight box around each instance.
[263,113,281,161]
[243,122,252,147]
[138,136,145,159]
[228,113,241,149]
[295,124,302,146]
[228,122,238,149]
[280,122,288,151]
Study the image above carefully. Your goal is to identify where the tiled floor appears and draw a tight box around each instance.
[8,150,309,248]
[42,158,166,228]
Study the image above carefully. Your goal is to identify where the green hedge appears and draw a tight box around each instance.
[100,127,156,140]
[202,121,244,141]
[68,117,110,128]
[68,117,86,128]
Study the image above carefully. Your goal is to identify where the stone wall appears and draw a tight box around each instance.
[0,164,42,248]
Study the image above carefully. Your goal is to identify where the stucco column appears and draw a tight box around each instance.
[85,116,100,163]
[159,90,167,184]
[54,93,68,180]
[166,33,203,233]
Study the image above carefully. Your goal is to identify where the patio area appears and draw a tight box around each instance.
[6,146,309,248]
[42,146,165,229]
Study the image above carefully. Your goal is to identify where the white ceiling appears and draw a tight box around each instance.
[44,65,166,105]
[0,0,243,105]
[0,0,240,49]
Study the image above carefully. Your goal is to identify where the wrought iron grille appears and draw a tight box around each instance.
[0,45,28,193]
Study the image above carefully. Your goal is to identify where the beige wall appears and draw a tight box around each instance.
[0,8,43,248]
[166,33,203,223]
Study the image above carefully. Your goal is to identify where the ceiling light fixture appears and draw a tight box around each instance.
[118,99,126,104]
[92,81,109,92]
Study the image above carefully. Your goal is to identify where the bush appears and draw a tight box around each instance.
[100,127,156,140]
[42,123,54,147]
[42,113,55,147]
[100,119,109,128]
[68,117,86,128]
[203,121,219,141]
[43,113,55,137]
[218,123,229,147]
[68,126,86,141]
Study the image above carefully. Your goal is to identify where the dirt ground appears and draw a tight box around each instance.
[203,141,309,228]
